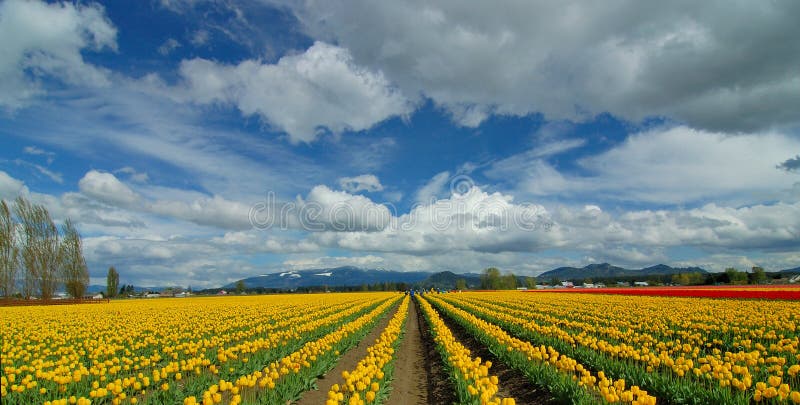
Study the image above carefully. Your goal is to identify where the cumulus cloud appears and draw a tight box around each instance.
[149,195,253,229]
[297,185,392,232]
[0,0,117,108]
[316,187,556,255]
[305,184,800,263]
[619,202,800,251]
[0,171,29,199]
[1,172,145,230]
[487,126,800,204]
[77,170,255,229]
[7,169,800,285]
[82,235,245,287]
[546,201,800,258]
[79,170,141,207]
[287,1,800,131]
[338,174,383,193]
[177,41,412,143]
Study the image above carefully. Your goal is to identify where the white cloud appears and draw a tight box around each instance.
[5,169,800,286]
[190,29,209,46]
[7,76,331,200]
[78,170,141,207]
[0,0,117,108]
[486,138,585,185]
[1,172,147,231]
[299,185,392,232]
[82,235,243,288]
[414,171,451,203]
[283,255,385,270]
[287,1,800,132]
[318,187,557,255]
[0,170,29,199]
[115,167,149,183]
[149,195,253,230]
[584,246,667,267]
[212,231,319,253]
[306,183,800,266]
[11,159,63,184]
[675,252,800,274]
[76,170,256,230]
[177,41,412,143]
[615,202,800,251]
[23,145,55,164]
[338,174,383,193]
[158,38,181,55]
[488,126,800,204]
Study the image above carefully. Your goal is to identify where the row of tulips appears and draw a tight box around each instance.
[183,294,402,405]
[327,295,411,405]
[416,295,515,405]
[447,294,740,403]
[447,292,800,404]
[47,298,384,405]
[426,295,657,404]
[0,294,392,405]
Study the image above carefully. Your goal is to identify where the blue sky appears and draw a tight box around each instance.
[1,0,799,287]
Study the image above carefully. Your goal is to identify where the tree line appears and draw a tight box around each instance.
[477,266,776,290]
[0,197,89,299]
[479,267,534,290]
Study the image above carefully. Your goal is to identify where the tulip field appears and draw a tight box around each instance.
[2,288,800,404]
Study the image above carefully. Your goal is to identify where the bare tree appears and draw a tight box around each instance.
[14,197,61,299]
[14,197,37,298]
[0,200,19,297]
[61,219,89,298]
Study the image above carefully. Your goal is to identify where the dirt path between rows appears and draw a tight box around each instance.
[384,299,429,405]
[386,297,457,405]
[435,299,555,405]
[296,297,459,405]
[294,301,401,405]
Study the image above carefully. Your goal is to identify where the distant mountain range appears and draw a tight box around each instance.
[536,263,708,281]
[66,263,800,294]
[219,263,723,291]
[224,266,433,290]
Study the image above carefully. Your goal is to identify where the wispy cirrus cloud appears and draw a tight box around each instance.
[11,159,63,184]
[23,146,56,163]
